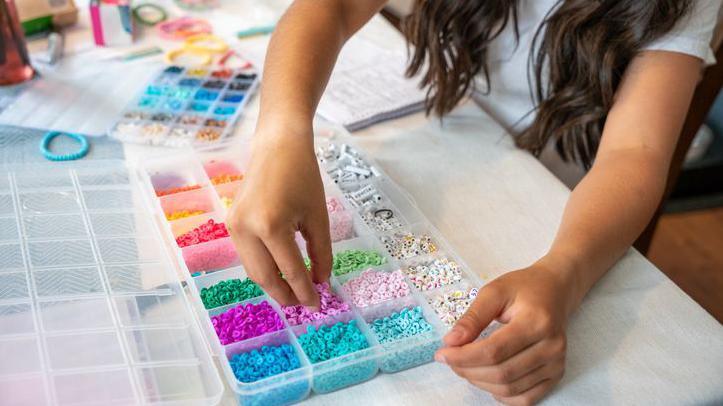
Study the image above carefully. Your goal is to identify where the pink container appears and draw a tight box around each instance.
[181,236,240,273]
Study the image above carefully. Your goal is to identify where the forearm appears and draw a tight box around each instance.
[540,51,700,313]
[543,150,669,312]
[256,0,385,139]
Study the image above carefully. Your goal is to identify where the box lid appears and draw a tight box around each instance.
[0,161,224,405]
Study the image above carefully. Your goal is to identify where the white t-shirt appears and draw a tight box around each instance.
[471,0,722,187]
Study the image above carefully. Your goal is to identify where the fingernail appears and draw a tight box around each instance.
[444,327,464,343]
[434,353,447,364]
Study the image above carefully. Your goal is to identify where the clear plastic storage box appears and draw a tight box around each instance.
[0,136,485,405]
[136,139,486,405]
[0,161,223,405]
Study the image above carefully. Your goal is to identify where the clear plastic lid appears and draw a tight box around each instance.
[0,161,224,405]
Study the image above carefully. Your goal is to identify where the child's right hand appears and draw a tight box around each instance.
[226,127,332,310]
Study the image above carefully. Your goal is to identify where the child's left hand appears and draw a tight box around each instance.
[434,261,578,405]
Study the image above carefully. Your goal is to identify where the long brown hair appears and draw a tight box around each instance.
[404,0,692,168]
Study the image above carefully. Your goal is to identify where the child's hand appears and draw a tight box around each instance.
[435,261,577,405]
[227,129,332,309]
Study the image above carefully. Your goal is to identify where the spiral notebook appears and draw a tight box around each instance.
[316,39,426,132]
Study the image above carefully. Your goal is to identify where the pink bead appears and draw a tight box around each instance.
[342,268,411,308]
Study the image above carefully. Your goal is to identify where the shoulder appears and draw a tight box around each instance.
[643,0,723,65]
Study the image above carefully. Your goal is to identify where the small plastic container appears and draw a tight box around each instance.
[358,294,443,373]
[168,211,226,239]
[221,330,311,406]
[214,181,242,209]
[145,155,210,195]
[203,159,243,184]
[291,311,379,394]
[182,236,240,274]
[159,187,219,221]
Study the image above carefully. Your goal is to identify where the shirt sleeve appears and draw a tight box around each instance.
[642,0,722,65]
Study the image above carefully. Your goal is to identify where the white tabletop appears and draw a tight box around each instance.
[12,1,723,404]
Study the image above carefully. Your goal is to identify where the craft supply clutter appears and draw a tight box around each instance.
[134,138,487,405]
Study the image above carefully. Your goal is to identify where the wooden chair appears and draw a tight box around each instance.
[635,22,723,254]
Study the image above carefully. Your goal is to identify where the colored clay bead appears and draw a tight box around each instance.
[403,257,463,291]
[178,114,202,125]
[429,287,478,327]
[370,306,433,343]
[281,282,350,326]
[229,344,301,383]
[212,69,233,79]
[197,128,222,142]
[182,237,239,273]
[166,209,204,221]
[380,232,437,260]
[205,118,228,128]
[297,320,369,363]
[156,184,202,197]
[342,269,411,308]
[371,306,440,372]
[210,173,243,185]
[228,81,251,91]
[326,197,353,242]
[176,219,230,247]
[123,111,149,120]
[211,301,284,345]
[326,249,385,276]
[200,277,263,309]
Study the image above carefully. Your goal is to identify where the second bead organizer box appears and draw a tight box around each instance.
[137,138,488,405]
[109,65,259,147]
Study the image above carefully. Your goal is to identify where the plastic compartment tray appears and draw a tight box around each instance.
[108,65,259,148]
[137,138,487,405]
[0,161,223,406]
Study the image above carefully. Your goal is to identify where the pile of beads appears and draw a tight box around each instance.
[212,301,284,345]
[370,307,433,343]
[403,257,463,291]
[182,236,239,273]
[316,144,380,189]
[210,173,243,185]
[297,320,370,363]
[361,208,404,232]
[331,249,385,276]
[197,128,222,142]
[327,197,353,242]
[381,232,438,260]
[429,287,479,327]
[176,219,229,247]
[343,184,383,209]
[342,269,411,308]
[200,277,263,309]
[166,209,204,221]
[156,184,201,197]
[229,344,302,383]
[281,282,350,326]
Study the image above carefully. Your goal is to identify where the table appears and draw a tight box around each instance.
[12,1,723,404]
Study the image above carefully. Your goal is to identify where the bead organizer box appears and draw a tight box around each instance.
[109,65,259,147]
[136,139,488,405]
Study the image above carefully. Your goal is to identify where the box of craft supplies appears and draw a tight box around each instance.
[89,0,134,46]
